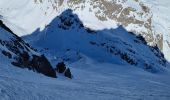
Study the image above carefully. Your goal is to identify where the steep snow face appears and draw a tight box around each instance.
[24,9,167,73]
[0,0,170,61]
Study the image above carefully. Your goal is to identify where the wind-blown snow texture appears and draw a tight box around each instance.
[1,54,170,100]
[0,0,170,100]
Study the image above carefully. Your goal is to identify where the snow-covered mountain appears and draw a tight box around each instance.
[24,9,167,72]
[0,17,170,99]
[0,0,170,100]
[0,20,56,78]
[0,0,170,60]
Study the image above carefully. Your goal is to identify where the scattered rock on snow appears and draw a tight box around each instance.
[64,68,73,79]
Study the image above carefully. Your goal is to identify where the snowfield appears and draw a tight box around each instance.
[0,0,170,100]
[0,55,170,100]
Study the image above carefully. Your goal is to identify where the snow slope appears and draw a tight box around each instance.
[1,55,170,100]
[0,1,170,100]
[1,24,169,99]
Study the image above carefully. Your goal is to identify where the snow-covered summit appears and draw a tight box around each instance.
[24,9,167,72]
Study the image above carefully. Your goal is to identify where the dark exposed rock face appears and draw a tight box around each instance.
[55,62,73,79]
[56,62,66,73]
[0,20,14,34]
[0,20,56,78]
[31,55,56,78]
[57,9,83,30]
[64,68,72,79]
[1,50,12,59]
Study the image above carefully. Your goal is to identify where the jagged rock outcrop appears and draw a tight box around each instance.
[64,68,72,79]
[55,62,73,79]
[56,62,66,73]
[0,20,56,78]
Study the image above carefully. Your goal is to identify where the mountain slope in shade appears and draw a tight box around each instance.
[24,9,167,73]
[0,1,170,100]
[0,0,170,61]
[0,16,170,99]
[0,20,56,78]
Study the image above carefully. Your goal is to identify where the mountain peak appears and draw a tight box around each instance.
[24,9,167,73]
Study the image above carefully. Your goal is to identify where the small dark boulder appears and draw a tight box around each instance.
[1,50,12,59]
[20,51,30,67]
[56,62,66,73]
[64,68,72,79]
[11,61,22,68]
